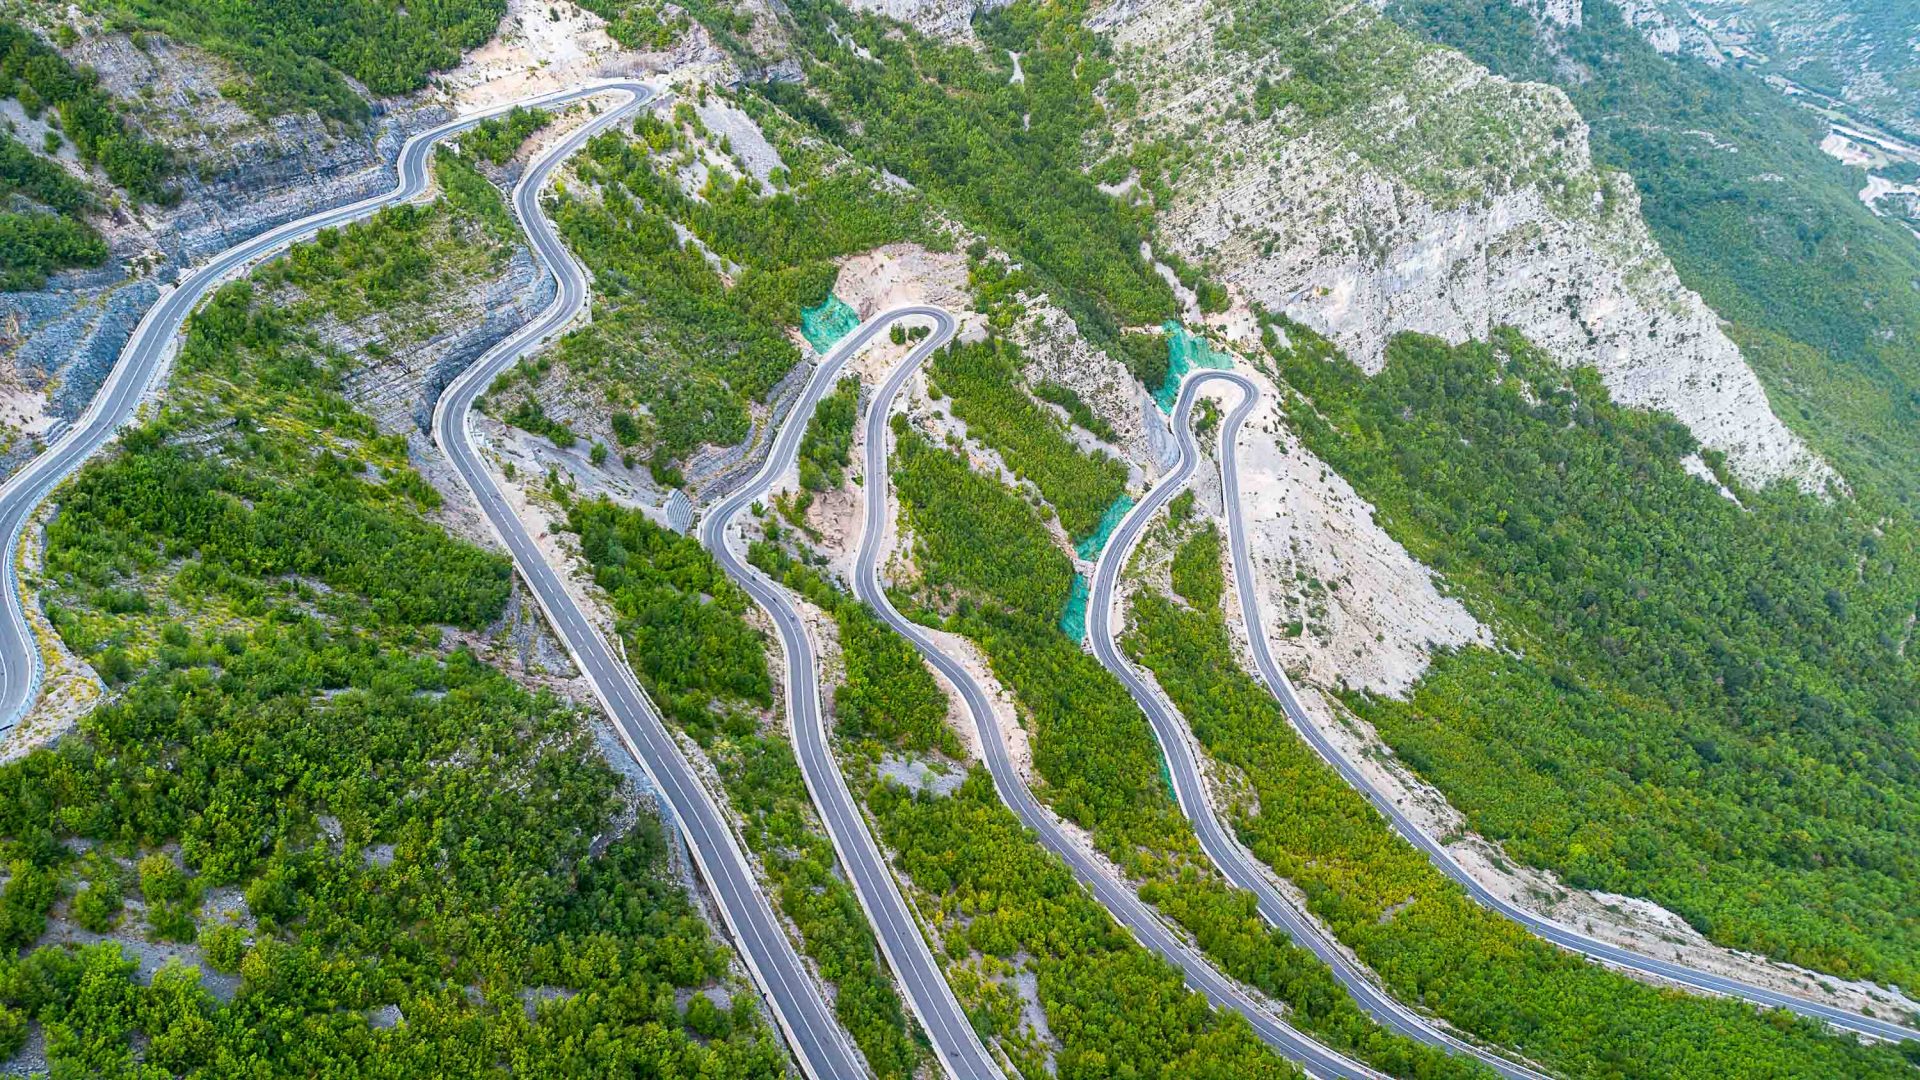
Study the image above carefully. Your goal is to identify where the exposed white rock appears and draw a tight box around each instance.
[843,0,1011,39]
[834,242,975,317]
[1610,0,1726,64]
[1101,0,1831,491]
[1218,377,1491,696]
[438,0,723,109]
[695,98,788,185]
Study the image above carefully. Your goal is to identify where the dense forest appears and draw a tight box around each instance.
[1273,322,1920,991]
[760,0,1176,351]
[1389,0,1920,505]
[798,376,859,493]
[0,209,106,291]
[1128,526,1920,1078]
[102,0,504,121]
[1169,523,1224,611]
[457,105,550,165]
[0,183,789,1076]
[929,338,1130,544]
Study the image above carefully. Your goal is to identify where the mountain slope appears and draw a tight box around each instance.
[1392,0,1920,504]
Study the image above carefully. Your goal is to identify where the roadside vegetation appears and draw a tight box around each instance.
[1127,578,1919,1078]
[3,178,786,1076]
[756,0,1920,1012]
[798,376,858,493]
[531,109,925,483]
[890,421,1493,1080]
[751,543,963,758]
[457,105,550,164]
[1270,320,1920,995]
[744,535,1314,1078]
[1168,523,1223,610]
[894,387,1920,1074]
[928,338,1129,544]
[564,498,928,1078]
[433,147,521,243]
[98,0,504,121]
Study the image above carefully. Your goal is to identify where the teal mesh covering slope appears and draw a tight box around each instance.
[1074,495,1135,561]
[1059,573,1090,642]
[1154,320,1233,411]
[801,295,860,353]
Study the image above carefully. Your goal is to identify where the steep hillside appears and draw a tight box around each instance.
[98,0,507,120]
[1271,320,1920,994]
[1689,0,1920,140]
[1392,0,1920,503]
[0,0,687,486]
[0,0,1910,1070]
[1095,0,1831,491]
[704,0,1920,1065]
[0,9,442,482]
[478,93,931,491]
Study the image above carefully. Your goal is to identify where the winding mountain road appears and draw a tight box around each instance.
[0,76,880,1080]
[1201,376,1920,1046]
[1090,372,1550,1079]
[428,83,874,1079]
[0,49,1906,1080]
[853,328,1389,1080]
[0,80,654,736]
[700,308,1006,1080]
[1107,368,1920,1047]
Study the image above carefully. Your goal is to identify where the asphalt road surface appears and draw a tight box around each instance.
[428,83,869,1080]
[852,327,1389,1080]
[1198,372,1920,1046]
[700,307,1007,1080]
[4,57,1908,1077]
[0,80,651,735]
[1089,370,1551,1079]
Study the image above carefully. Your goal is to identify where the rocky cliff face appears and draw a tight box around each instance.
[843,0,1011,38]
[0,29,449,481]
[1608,0,1726,63]
[1096,0,1832,490]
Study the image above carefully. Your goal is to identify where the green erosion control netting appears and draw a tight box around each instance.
[1075,495,1135,561]
[1059,573,1090,642]
[801,294,860,354]
[1154,319,1233,411]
